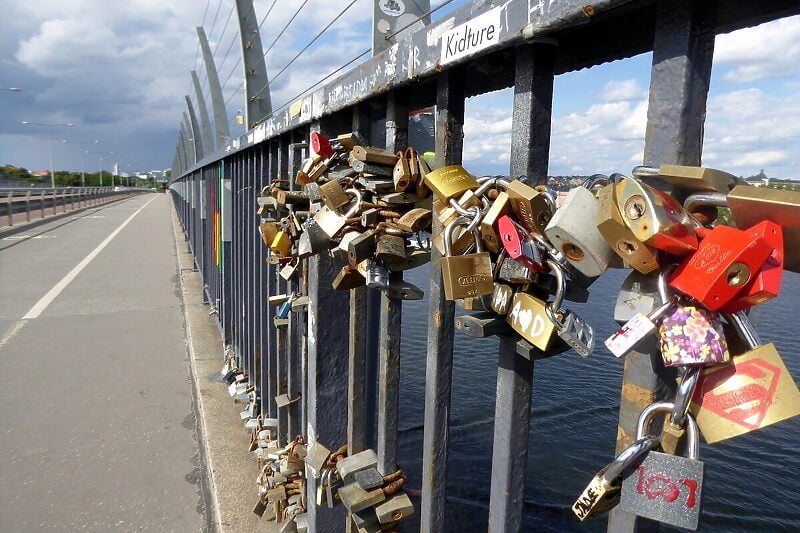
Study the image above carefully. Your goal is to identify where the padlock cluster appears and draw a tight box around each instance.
[304,442,414,532]
[257,131,436,299]
[252,435,309,530]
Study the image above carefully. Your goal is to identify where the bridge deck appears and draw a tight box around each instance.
[0,195,226,531]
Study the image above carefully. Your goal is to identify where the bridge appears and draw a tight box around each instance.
[3,1,800,532]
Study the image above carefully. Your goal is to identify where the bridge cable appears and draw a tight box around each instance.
[257,0,280,31]
[217,29,241,83]
[225,0,310,101]
[206,0,225,43]
[213,4,236,58]
[251,0,359,101]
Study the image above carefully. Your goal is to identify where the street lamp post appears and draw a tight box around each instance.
[21,121,75,187]
[62,139,99,187]
[87,151,114,187]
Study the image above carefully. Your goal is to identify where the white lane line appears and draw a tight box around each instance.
[22,196,158,320]
[0,320,27,349]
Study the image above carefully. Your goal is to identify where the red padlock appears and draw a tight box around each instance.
[310,132,333,159]
[719,220,783,313]
[497,214,545,273]
[668,225,773,311]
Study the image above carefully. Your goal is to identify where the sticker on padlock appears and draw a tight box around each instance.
[544,259,594,357]
[605,269,676,357]
[620,402,704,531]
[657,305,730,366]
[689,311,800,443]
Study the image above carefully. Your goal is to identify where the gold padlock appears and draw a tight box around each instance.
[318,179,351,210]
[634,164,742,193]
[393,151,412,192]
[616,177,698,256]
[434,190,483,227]
[480,190,511,253]
[505,180,553,235]
[727,184,800,273]
[425,165,480,203]
[440,217,494,300]
[259,221,279,248]
[596,183,659,274]
[505,292,557,351]
[270,231,292,258]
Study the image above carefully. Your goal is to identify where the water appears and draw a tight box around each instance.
[395,266,800,532]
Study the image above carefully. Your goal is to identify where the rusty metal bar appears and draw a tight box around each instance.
[487,43,555,532]
[420,68,464,533]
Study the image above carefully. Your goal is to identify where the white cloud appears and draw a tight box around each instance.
[714,15,800,82]
[597,79,647,102]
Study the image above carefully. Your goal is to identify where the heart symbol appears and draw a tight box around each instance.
[518,308,532,333]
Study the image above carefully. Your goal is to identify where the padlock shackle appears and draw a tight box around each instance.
[670,366,702,428]
[631,165,660,179]
[341,188,363,219]
[636,401,700,460]
[602,436,660,486]
[582,173,610,191]
[544,258,566,328]
[724,311,762,350]
[683,192,728,213]
[443,215,483,256]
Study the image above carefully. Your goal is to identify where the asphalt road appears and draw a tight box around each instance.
[0,194,210,531]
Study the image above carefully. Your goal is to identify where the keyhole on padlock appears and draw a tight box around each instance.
[624,195,647,220]
[562,242,585,261]
[616,240,638,256]
[725,262,750,287]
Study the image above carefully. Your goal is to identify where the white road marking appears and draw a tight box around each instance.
[22,196,158,320]
[0,320,27,350]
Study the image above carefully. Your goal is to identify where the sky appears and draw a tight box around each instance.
[0,0,798,179]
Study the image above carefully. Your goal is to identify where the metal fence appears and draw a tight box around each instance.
[169,1,800,531]
[1,187,141,228]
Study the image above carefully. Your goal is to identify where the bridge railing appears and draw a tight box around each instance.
[169,1,800,531]
[1,187,144,228]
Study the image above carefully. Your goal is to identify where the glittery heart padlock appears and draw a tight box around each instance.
[658,305,730,367]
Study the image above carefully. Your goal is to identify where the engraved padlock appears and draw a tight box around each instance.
[505,292,557,351]
[544,186,614,278]
[424,165,480,203]
[543,259,594,357]
[440,216,494,301]
[689,311,800,443]
[505,179,553,235]
[620,402,704,531]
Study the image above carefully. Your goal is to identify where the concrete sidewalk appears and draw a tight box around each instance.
[170,198,272,533]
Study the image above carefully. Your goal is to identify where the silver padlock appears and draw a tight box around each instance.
[544,259,594,357]
[614,270,660,322]
[544,186,614,278]
[620,402,704,530]
[365,261,390,291]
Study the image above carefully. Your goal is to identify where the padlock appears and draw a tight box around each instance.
[271,231,293,258]
[351,145,398,166]
[490,282,514,315]
[440,216,494,301]
[633,164,741,193]
[296,154,324,185]
[406,147,420,181]
[434,190,483,227]
[505,292,557,351]
[719,220,783,313]
[348,229,378,266]
[395,207,432,233]
[414,151,432,199]
[385,248,431,272]
[619,402,704,530]
[318,179,351,210]
[726,184,800,272]
[323,467,342,508]
[613,270,659,322]
[596,183,659,274]
[375,233,407,263]
[660,366,702,456]
[616,177,698,256]
[657,304,730,366]
[480,190,511,253]
[335,131,364,151]
[310,131,333,159]
[298,220,332,256]
[505,179,553,235]
[572,435,660,521]
[689,311,800,443]
[424,165,480,203]
[497,256,536,285]
[260,221,280,248]
[668,224,773,311]
[544,186,614,278]
[279,258,300,281]
[497,214,544,273]
[543,259,595,357]
[385,279,425,301]
[605,269,677,358]
[276,295,295,319]
[375,492,414,524]
[392,151,411,192]
[365,262,390,291]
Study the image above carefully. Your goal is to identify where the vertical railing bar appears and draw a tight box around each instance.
[487,42,556,533]
[419,68,464,533]
[608,1,714,531]
[376,91,408,476]
[287,138,306,442]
